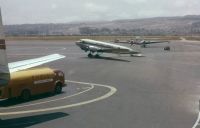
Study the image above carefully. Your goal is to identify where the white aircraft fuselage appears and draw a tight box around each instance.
[76,39,141,58]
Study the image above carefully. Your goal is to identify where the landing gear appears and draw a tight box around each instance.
[164,46,170,51]
[142,44,146,48]
[88,53,93,58]
[94,54,100,58]
[88,52,101,58]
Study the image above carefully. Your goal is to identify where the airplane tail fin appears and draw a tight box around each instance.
[0,9,10,87]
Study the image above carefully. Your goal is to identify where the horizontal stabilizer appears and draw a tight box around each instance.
[9,54,65,73]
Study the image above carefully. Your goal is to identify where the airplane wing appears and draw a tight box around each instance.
[8,54,65,73]
[87,45,113,53]
[113,40,130,43]
[89,46,138,54]
[144,41,169,44]
[98,48,128,53]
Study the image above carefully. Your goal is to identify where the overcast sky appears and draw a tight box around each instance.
[0,0,200,25]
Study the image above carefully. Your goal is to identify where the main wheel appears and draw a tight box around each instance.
[88,53,93,58]
[164,46,170,51]
[54,84,62,94]
[94,54,100,58]
[20,89,31,101]
[142,44,146,48]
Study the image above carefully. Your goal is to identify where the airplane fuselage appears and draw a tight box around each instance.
[76,39,140,57]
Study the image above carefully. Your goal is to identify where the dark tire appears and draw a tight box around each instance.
[20,89,31,101]
[54,84,62,94]
[94,54,100,58]
[164,46,170,51]
[88,53,93,58]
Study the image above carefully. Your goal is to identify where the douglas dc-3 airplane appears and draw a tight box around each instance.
[76,39,142,58]
[0,9,65,87]
[129,39,169,48]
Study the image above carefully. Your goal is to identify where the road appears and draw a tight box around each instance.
[0,40,200,128]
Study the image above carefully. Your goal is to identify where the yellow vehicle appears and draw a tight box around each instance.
[0,10,66,101]
[0,67,66,100]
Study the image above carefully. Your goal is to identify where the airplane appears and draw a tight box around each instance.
[0,9,65,87]
[76,39,142,58]
[113,38,169,48]
[129,39,170,48]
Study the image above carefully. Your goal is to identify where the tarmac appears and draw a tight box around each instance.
[0,39,200,128]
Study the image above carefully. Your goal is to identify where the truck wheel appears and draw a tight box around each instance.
[55,84,62,94]
[21,90,31,101]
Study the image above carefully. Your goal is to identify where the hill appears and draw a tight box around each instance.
[4,15,200,36]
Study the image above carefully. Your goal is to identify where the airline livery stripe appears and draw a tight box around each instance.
[0,39,5,49]
[34,79,53,84]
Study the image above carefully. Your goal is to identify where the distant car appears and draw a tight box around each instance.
[164,46,170,51]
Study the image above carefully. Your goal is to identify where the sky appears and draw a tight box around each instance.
[0,0,200,25]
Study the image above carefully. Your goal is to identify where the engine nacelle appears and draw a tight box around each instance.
[88,46,100,52]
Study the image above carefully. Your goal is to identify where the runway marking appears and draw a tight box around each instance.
[192,111,200,128]
[192,100,200,128]
[0,81,94,110]
[0,80,117,116]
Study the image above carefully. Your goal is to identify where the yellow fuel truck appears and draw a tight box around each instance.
[0,67,66,100]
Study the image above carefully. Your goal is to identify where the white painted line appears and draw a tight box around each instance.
[0,80,94,110]
[0,80,117,116]
[192,111,200,128]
